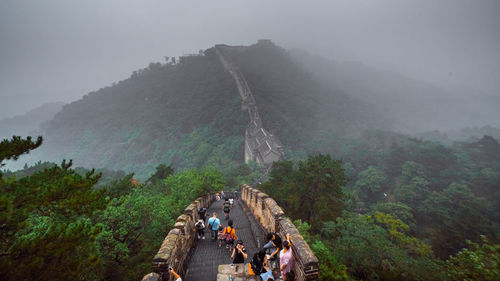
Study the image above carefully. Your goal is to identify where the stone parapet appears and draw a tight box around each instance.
[241,184,319,281]
[142,193,215,281]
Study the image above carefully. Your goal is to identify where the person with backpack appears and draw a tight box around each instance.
[231,240,248,264]
[197,207,207,223]
[223,219,237,251]
[222,198,231,219]
[249,250,274,281]
[195,218,205,239]
[207,212,221,241]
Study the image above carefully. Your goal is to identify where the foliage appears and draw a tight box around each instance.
[0,135,42,168]
[260,154,346,230]
[1,135,227,281]
[446,236,500,281]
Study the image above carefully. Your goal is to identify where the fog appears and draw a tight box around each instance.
[1,0,499,121]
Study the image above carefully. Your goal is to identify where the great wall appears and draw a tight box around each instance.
[140,42,318,281]
[215,43,285,181]
[141,185,318,281]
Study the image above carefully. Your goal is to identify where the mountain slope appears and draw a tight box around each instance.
[31,50,247,178]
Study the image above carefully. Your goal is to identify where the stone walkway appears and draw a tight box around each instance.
[184,198,263,281]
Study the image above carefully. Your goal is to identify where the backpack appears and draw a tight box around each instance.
[223,202,230,212]
[250,253,264,275]
[224,227,234,243]
[195,221,204,230]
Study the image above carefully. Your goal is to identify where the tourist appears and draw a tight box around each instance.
[250,250,266,275]
[217,224,225,248]
[229,197,234,206]
[231,240,248,264]
[223,219,237,252]
[216,193,220,201]
[222,198,231,219]
[169,268,182,281]
[250,250,274,281]
[197,207,207,223]
[264,232,282,264]
[195,218,205,239]
[207,212,221,241]
[279,234,293,281]
[221,190,225,199]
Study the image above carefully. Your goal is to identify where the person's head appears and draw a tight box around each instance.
[212,212,217,217]
[218,225,223,231]
[266,233,275,242]
[228,220,233,227]
[225,198,229,202]
[283,240,291,250]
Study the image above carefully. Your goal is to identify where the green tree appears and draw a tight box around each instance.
[261,155,347,230]
[353,166,387,205]
[446,235,500,281]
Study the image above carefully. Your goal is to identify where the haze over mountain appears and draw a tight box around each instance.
[7,40,499,178]
[1,1,499,119]
[0,102,65,140]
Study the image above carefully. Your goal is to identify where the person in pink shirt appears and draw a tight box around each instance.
[279,233,293,281]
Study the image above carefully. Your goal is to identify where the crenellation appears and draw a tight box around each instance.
[145,193,215,281]
[240,184,319,281]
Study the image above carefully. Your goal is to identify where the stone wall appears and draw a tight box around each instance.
[241,184,319,281]
[141,193,215,281]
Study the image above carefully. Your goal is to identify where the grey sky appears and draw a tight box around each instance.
[1,0,499,119]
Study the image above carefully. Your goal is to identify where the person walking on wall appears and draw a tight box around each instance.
[223,219,237,252]
[280,234,293,281]
[197,207,207,223]
[195,218,205,239]
[231,240,248,264]
[207,212,221,241]
[223,198,231,220]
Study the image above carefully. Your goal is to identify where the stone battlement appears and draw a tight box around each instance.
[142,193,216,281]
[240,185,319,281]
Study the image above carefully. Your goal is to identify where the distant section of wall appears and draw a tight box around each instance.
[241,184,319,281]
[141,194,215,281]
[215,44,285,181]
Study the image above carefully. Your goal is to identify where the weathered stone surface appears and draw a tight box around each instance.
[141,272,160,281]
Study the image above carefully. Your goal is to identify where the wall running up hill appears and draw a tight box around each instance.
[215,43,285,180]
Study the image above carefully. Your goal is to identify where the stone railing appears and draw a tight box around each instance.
[141,193,216,281]
[241,184,319,281]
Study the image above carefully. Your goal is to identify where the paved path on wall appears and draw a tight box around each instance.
[184,198,264,281]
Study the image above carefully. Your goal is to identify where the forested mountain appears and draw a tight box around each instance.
[28,50,248,178]
[21,41,388,178]
[0,102,65,140]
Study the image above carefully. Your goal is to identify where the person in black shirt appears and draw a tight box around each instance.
[197,207,207,222]
[264,232,282,260]
[231,240,248,264]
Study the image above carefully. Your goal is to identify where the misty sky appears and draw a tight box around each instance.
[1,0,499,119]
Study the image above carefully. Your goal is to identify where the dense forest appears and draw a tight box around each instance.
[260,133,500,280]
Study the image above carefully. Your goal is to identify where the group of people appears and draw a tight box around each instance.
[193,194,293,281]
[249,232,294,281]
